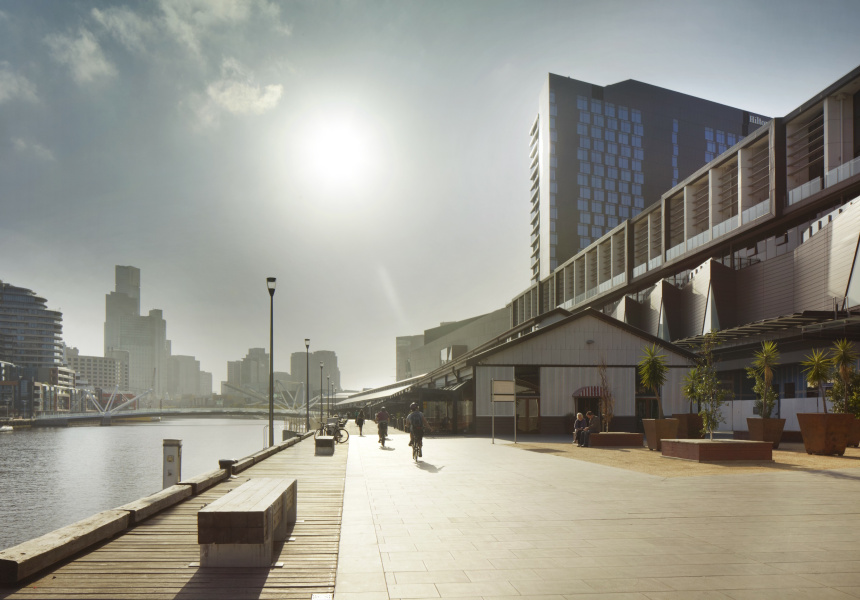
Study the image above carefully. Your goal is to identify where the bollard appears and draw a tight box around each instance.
[163,439,182,489]
[218,458,237,478]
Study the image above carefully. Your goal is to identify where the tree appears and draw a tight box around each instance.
[830,339,858,414]
[801,348,831,413]
[826,370,860,415]
[748,340,780,419]
[638,344,669,419]
[597,357,615,432]
[695,333,728,439]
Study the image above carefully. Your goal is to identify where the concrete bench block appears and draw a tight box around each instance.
[0,509,130,584]
[180,469,229,495]
[118,484,193,524]
[662,439,773,462]
[251,446,279,464]
[315,436,335,456]
[232,456,255,474]
[198,478,297,568]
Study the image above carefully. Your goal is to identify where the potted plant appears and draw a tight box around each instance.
[746,340,786,449]
[827,372,860,447]
[692,332,728,440]
[638,344,678,451]
[797,339,856,455]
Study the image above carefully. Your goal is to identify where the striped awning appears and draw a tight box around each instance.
[572,386,603,397]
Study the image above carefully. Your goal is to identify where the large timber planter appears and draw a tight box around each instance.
[797,413,854,456]
[642,418,679,451]
[848,416,860,448]
[747,417,786,450]
[672,413,703,439]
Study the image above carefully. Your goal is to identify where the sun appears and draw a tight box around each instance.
[307,117,374,188]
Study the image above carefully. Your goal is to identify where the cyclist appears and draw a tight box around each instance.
[375,406,390,446]
[406,402,429,457]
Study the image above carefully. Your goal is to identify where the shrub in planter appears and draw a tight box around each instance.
[638,344,678,450]
[746,341,785,449]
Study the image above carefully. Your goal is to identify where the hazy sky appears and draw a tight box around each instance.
[3,0,860,391]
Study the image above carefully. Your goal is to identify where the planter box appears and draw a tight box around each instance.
[662,439,772,462]
[747,418,786,449]
[849,417,860,448]
[797,413,854,456]
[671,413,703,439]
[642,418,679,451]
[588,432,644,447]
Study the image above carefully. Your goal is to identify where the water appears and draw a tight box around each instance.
[0,417,282,550]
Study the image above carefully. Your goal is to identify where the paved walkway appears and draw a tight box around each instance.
[336,426,860,600]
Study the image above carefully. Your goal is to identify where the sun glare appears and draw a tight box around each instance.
[307,117,375,189]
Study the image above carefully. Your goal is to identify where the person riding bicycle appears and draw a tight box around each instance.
[406,402,429,456]
[375,406,390,446]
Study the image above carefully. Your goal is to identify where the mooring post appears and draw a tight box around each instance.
[162,439,182,489]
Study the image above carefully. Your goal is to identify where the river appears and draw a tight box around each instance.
[0,417,284,550]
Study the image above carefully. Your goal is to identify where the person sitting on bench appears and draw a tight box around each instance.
[579,410,601,447]
[572,412,587,445]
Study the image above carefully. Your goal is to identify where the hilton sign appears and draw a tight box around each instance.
[749,114,768,126]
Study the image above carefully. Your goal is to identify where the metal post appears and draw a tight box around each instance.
[319,362,324,428]
[327,375,330,417]
[267,277,276,448]
[305,339,310,432]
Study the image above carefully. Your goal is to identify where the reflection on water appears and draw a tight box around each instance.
[0,417,281,550]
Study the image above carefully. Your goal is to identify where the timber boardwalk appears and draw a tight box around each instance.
[0,431,346,599]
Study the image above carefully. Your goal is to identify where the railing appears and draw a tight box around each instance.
[665,242,685,262]
[824,155,860,188]
[632,263,647,278]
[741,199,770,224]
[648,256,663,270]
[612,273,626,287]
[787,177,822,206]
[712,216,738,239]
[686,229,710,252]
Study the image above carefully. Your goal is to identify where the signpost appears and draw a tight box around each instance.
[491,379,516,444]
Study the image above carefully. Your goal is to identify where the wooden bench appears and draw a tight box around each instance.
[315,435,335,456]
[198,478,297,568]
[588,432,644,447]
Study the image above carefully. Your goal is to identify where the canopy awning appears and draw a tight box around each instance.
[337,383,414,406]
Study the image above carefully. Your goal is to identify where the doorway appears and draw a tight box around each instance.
[516,397,540,433]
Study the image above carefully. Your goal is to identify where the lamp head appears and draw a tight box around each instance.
[266,277,276,296]
[305,338,310,349]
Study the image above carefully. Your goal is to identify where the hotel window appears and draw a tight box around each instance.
[607,118,618,130]
[728,133,736,145]
[591,126,602,138]
[619,133,629,145]
[580,112,591,123]
[621,121,631,133]
[592,201,603,213]
[707,141,716,153]
[632,184,642,195]
[605,178,616,191]
[550,208,557,218]
[619,157,629,169]
[551,156,557,167]
[550,117,556,128]
[594,189,604,201]
[594,140,605,152]
[607,167,619,180]
[634,196,644,208]
[620,206,630,218]
[580,187,591,198]
[634,148,644,160]
[591,99,602,114]
[581,162,591,174]
[580,213,591,224]
[550,220,556,231]
[551,169,556,180]
[632,207,642,216]
[673,119,679,132]
[619,182,630,194]
[632,136,642,147]
[634,123,644,136]
[551,131,557,141]
[705,152,714,162]
[621,194,632,205]
[578,199,589,210]
[607,143,618,155]
[550,104,557,116]
[578,224,589,236]
[591,176,603,188]
[605,103,615,118]
[618,106,628,120]
[716,130,725,144]
[550,92,556,103]
[605,130,616,142]
[605,204,616,216]
[580,238,591,248]
[594,115,604,127]
[634,172,644,184]
[608,216,618,227]
[671,156,678,167]
[577,123,588,135]
[594,164,605,177]
[591,151,602,163]
[632,160,642,172]
[705,127,714,141]
[577,148,588,160]
[607,192,618,204]
[631,109,641,123]
[592,226,603,237]
[580,137,591,148]
[577,95,588,110]
[551,234,557,243]
[551,182,558,192]
[605,155,616,167]
[578,173,589,185]
[672,132,678,144]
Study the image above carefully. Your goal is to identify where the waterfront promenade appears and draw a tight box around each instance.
[3,424,860,599]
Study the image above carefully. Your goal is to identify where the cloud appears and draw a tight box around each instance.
[0,62,38,103]
[45,28,116,84]
[193,58,282,125]
[92,6,155,52]
[13,138,55,161]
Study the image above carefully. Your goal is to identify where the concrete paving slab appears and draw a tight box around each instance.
[334,427,860,599]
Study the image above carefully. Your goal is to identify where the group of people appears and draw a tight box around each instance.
[572,410,600,447]
[352,404,428,453]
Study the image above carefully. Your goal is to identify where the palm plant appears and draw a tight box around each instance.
[638,344,669,419]
[830,339,858,414]
[801,348,831,413]
[749,340,780,419]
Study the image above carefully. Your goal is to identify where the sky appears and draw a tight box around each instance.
[2,0,860,391]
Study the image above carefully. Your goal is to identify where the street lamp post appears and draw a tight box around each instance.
[319,362,324,427]
[304,339,310,432]
[326,375,330,417]
[266,277,276,448]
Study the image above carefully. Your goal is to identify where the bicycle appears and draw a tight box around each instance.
[377,421,388,447]
[412,434,422,461]
[315,419,349,444]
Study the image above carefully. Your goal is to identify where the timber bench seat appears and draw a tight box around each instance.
[315,435,335,455]
[588,432,644,447]
[198,477,297,568]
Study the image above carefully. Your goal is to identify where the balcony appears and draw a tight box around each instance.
[824,155,860,189]
[712,216,738,239]
[787,177,822,206]
[741,199,770,224]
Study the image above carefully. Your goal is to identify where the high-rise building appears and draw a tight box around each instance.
[529,74,770,283]
[290,350,341,393]
[0,281,63,370]
[103,266,170,393]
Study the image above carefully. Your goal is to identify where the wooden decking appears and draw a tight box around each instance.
[0,434,348,599]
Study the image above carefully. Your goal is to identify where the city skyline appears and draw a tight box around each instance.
[3,0,860,389]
